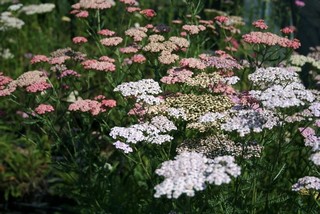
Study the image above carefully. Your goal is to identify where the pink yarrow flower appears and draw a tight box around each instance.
[26,82,52,93]
[131,54,146,63]
[35,104,54,115]
[214,15,229,23]
[59,70,81,78]
[72,36,88,44]
[76,10,89,18]
[126,7,140,13]
[281,26,295,34]
[252,19,268,30]
[100,37,123,46]
[30,55,49,64]
[82,59,116,72]
[140,9,156,18]
[98,29,115,36]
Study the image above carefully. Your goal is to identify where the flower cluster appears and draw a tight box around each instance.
[220,109,279,137]
[114,79,162,100]
[110,116,177,153]
[248,67,300,89]
[242,31,301,49]
[177,135,263,159]
[154,152,241,198]
[35,104,55,115]
[292,176,320,192]
[20,3,55,15]
[68,97,116,116]
[81,59,115,72]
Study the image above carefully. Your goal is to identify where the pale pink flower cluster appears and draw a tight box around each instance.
[100,37,123,46]
[126,7,140,13]
[131,54,146,63]
[158,51,179,64]
[242,31,301,49]
[77,0,115,9]
[125,27,148,42]
[0,72,15,96]
[119,46,139,54]
[59,70,81,79]
[281,26,295,34]
[140,9,156,18]
[35,104,54,115]
[201,55,242,70]
[68,97,116,116]
[49,56,71,65]
[98,28,115,36]
[252,19,268,30]
[72,36,88,44]
[99,56,115,62]
[15,70,48,87]
[30,55,49,64]
[26,81,52,93]
[214,15,229,23]
[119,0,137,5]
[299,127,320,151]
[180,58,207,70]
[160,67,193,84]
[182,24,206,35]
[82,59,115,72]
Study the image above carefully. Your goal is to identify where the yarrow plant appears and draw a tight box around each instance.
[1,0,320,213]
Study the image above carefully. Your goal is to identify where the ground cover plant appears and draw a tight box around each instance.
[1,0,320,213]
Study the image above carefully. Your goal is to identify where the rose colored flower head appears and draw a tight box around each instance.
[26,82,52,93]
[35,104,54,115]
[30,55,49,64]
[98,29,115,36]
[131,54,146,63]
[252,19,268,30]
[126,6,140,13]
[140,9,156,18]
[214,15,229,23]
[119,0,137,5]
[295,0,305,7]
[145,24,154,29]
[99,56,115,63]
[281,26,295,34]
[72,36,88,44]
[82,59,116,72]
[76,10,89,18]
[101,99,117,108]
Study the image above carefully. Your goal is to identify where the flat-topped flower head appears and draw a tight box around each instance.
[78,0,115,9]
[182,24,206,35]
[35,104,54,115]
[30,55,49,64]
[114,79,161,97]
[243,31,301,49]
[82,59,115,72]
[140,9,156,18]
[161,67,193,84]
[252,19,268,30]
[100,37,123,46]
[98,29,115,36]
[154,152,241,198]
[292,176,320,192]
[72,36,88,44]
[125,27,148,42]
